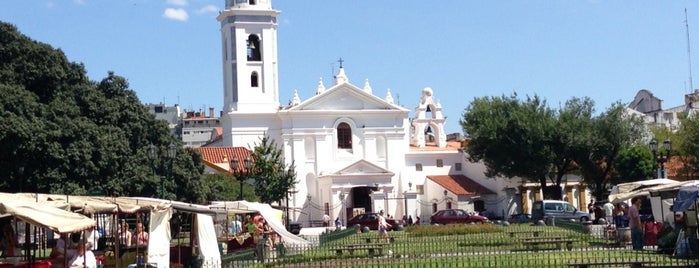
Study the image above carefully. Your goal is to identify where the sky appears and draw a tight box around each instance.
[2,1,699,134]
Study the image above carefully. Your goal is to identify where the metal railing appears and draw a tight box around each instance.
[217,220,699,268]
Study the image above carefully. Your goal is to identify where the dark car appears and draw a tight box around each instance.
[347,213,399,230]
[430,209,490,225]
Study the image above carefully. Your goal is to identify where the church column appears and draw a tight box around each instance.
[372,190,385,213]
[519,186,529,214]
[405,191,418,220]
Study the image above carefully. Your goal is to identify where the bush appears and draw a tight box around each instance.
[405,223,501,237]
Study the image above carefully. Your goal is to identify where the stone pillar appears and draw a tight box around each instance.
[519,187,529,214]
[405,191,418,218]
[373,191,385,213]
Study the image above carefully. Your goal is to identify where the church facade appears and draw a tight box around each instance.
[212,0,588,225]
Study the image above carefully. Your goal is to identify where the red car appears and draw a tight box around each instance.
[347,213,399,231]
[430,209,490,224]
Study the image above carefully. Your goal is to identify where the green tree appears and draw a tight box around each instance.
[460,94,560,198]
[248,136,297,204]
[0,22,207,202]
[675,116,699,180]
[613,144,654,183]
[549,97,595,188]
[575,103,644,199]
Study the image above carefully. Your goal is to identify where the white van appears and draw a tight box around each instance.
[531,200,591,222]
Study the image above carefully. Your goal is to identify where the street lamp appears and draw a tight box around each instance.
[165,142,176,199]
[339,192,346,227]
[307,194,312,227]
[649,139,672,179]
[230,156,252,201]
[147,143,177,199]
[283,166,296,231]
[147,144,158,196]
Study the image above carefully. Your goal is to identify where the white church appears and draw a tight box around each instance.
[196,0,591,225]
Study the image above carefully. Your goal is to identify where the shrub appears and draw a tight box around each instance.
[405,223,501,237]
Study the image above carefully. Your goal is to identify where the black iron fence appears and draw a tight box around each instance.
[218,218,699,268]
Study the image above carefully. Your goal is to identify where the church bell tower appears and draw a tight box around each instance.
[218,0,280,113]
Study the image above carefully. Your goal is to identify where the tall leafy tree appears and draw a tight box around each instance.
[248,136,297,204]
[576,103,644,199]
[549,97,595,188]
[675,116,699,180]
[0,22,206,201]
[461,94,560,197]
[613,144,654,183]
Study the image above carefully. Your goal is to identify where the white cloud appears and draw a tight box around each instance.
[166,0,188,6]
[163,8,189,21]
[195,5,219,15]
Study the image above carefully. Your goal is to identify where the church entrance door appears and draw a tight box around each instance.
[347,187,373,222]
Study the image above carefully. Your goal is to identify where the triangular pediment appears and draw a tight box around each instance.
[289,83,407,112]
[332,160,395,176]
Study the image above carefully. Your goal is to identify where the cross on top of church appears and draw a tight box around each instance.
[338,57,344,68]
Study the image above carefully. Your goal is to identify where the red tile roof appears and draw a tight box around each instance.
[193,147,251,172]
[427,175,495,195]
[409,141,463,152]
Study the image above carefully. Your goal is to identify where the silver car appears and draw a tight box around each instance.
[531,200,591,222]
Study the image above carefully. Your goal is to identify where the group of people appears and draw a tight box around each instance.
[588,197,646,251]
[117,220,149,247]
[588,199,630,228]
[402,214,420,226]
[229,213,277,245]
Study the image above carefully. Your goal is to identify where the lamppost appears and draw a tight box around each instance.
[148,143,176,199]
[649,139,672,179]
[307,194,312,227]
[339,192,346,227]
[165,143,176,199]
[230,156,252,201]
[282,166,296,231]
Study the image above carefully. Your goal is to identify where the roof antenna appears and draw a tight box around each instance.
[686,8,695,92]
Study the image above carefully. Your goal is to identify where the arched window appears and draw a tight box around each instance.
[247,34,261,61]
[337,123,352,149]
[446,202,452,209]
[432,203,437,214]
[251,72,259,87]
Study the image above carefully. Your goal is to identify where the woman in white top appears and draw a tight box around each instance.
[118,223,132,247]
[69,242,96,268]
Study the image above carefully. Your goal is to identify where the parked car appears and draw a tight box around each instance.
[347,213,399,230]
[531,200,590,222]
[430,209,490,225]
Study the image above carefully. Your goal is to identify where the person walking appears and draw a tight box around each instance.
[377,210,392,242]
[603,201,615,225]
[629,196,644,250]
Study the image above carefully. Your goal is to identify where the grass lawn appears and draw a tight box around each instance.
[225,223,697,267]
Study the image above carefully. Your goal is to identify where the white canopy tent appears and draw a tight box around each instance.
[0,197,96,234]
[122,197,221,268]
[208,200,312,247]
[609,179,679,224]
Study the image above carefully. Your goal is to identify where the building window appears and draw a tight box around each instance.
[337,123,352,149]
[446,202,452,209]
[415,163,422,171]
[324,203,330,217]
[248,0,256,4]
[251,72,259,87]
[455,163,462,171]
[436,159,443,167]
[432,203,437,213]
[247,34,261,61]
